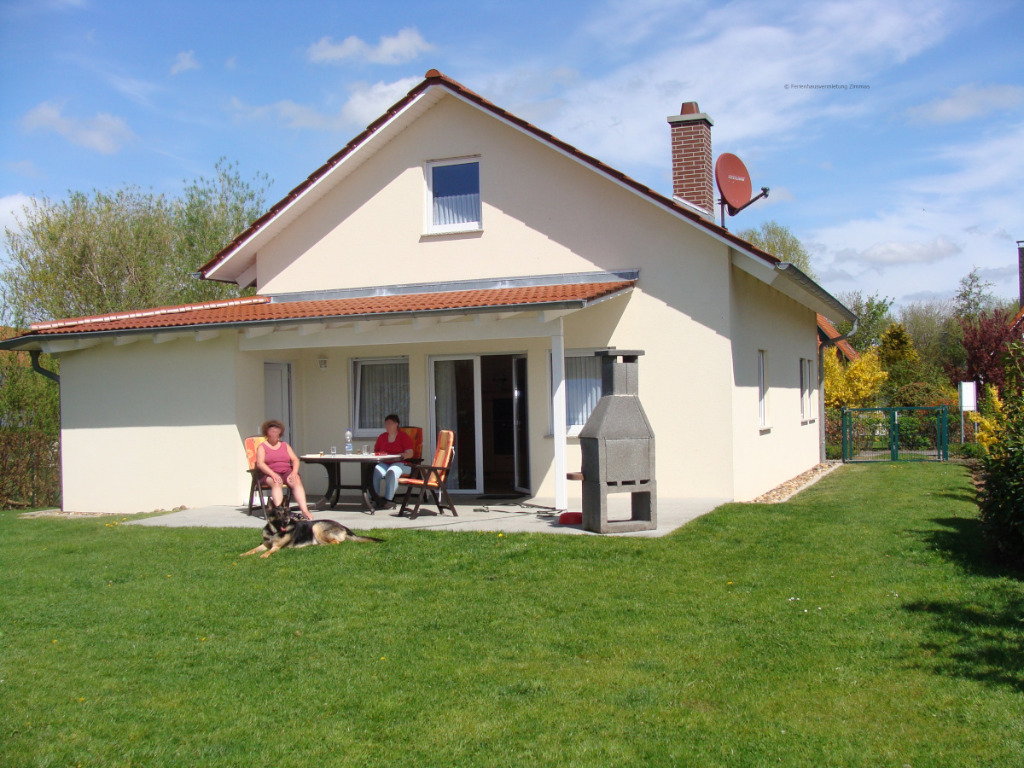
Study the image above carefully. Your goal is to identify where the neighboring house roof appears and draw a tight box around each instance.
[1009,303,1024,334]
[817,314,859,361]
[0,274,635,349]
[200,69,786,287]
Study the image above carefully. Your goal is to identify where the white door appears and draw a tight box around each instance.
[264,362,294,443]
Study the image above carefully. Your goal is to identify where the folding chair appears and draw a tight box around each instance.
[244,435,292,518]
[399,426,424,466]
[397,429,457,520]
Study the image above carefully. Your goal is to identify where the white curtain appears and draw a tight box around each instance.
[433,192,480,227]
[357,361,409,429]
[565,356,602,428]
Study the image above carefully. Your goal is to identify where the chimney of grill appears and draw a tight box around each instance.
[667,101,714,218]
[578,349,657,534]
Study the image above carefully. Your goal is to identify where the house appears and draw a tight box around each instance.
[817,314,859,363]
[0,70,855,515]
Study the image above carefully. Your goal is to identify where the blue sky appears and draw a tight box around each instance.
[2,0,1023,311]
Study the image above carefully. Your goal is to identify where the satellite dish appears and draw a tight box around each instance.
[715,153,752,213]
[714,152,770,229]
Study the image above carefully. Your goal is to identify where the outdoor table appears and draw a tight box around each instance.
[300,453,401,513]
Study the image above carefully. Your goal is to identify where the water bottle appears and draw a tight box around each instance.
[345,428,353,454]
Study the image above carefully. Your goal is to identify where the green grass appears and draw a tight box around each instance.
[2,463,1022,767]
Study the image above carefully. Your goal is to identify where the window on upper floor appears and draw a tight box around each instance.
[426,158,481,234]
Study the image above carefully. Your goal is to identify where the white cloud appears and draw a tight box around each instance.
[907,83,1024,123]
[307,27,434,65]
[0,193,34,237]
[858,235,961,266]
[230,77,420,132]
[20,101,135,154]
[7,160,42,179]
[170,50,200,75]
[521,0,955,172]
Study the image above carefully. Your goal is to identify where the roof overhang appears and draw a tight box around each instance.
[730,250,856,324]
[0,271,637,353]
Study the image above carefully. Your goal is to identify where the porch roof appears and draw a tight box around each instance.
[0,273,636,351]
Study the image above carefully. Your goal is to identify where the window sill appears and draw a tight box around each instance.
[801,418,817,426]
[759,425,772,435]
[421,225,483,238]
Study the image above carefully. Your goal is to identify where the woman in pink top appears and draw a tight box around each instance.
[255,419,313,519]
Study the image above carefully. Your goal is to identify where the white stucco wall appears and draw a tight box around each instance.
[729,268,821,500]
[59,334,250,514]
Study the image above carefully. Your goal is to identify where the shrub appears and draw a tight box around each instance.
[977,344,1024,568]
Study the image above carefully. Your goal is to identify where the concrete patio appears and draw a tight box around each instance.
[126,493,728,537]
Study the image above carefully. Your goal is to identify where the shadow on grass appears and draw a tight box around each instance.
[903,516,1024,693]
[924,516,1023,581]
[903,596,1024,693]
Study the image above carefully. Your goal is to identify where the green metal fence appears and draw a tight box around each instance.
[841,406,949,462]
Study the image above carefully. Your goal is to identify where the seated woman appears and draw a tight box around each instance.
[255,419,313,520]
[370,414,414,510]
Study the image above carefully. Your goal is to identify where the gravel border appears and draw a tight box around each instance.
[750,461,843,504]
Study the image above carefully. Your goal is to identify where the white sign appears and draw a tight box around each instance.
[959,381,977,412]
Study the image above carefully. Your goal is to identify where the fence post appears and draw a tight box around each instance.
[843,409,851,462]
[889,409,898,462]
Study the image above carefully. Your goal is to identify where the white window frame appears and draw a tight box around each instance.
[350,357,410,437]
[758,349,769,430]
[800,358,816,423]
[549,349,604,437]
[424,156,482,235]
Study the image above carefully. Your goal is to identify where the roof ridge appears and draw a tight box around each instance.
[30,295,270,331]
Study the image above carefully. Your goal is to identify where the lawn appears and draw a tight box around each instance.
[2,463,1022,767]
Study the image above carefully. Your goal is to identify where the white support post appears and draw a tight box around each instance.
[551,317,568,511]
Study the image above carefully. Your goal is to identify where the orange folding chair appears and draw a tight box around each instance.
[397,430,457,520]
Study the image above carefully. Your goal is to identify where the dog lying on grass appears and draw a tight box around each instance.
[240,499,383,559]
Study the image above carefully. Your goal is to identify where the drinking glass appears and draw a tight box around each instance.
[330,446,337,456]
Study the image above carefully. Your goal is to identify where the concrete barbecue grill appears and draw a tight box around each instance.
[578,349,657,533]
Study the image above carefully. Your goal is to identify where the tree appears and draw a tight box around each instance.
[738,220,816,278]
[957,307,1016,393]
[2,159,269,324]
[833,291,895,353]
[877,322,931,406]
[954,267,997,320]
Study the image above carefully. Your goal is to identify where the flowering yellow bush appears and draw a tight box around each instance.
[969,384,1004,454]
[823,348,888,408]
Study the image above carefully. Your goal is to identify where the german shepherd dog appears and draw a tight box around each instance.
[240,499,382,559]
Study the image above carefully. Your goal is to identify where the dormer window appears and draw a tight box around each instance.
[426,158,481,233]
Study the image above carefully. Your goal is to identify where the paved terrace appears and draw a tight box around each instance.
[125,494,729,537]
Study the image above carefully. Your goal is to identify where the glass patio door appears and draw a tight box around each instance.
[429,356,482,492]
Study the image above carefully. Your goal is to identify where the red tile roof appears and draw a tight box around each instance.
[199,70,781,284]
[817,313,859,361]
[16,280,634,339]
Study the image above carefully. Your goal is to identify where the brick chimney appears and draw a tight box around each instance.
[667,102,714,217]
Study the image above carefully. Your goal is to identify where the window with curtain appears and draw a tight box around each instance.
[427,159,481,232]
[352,358,409,435]
[550,353,603,434]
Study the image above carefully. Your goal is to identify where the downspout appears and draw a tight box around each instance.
[817,317,858,462]
[30,350,60,384]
